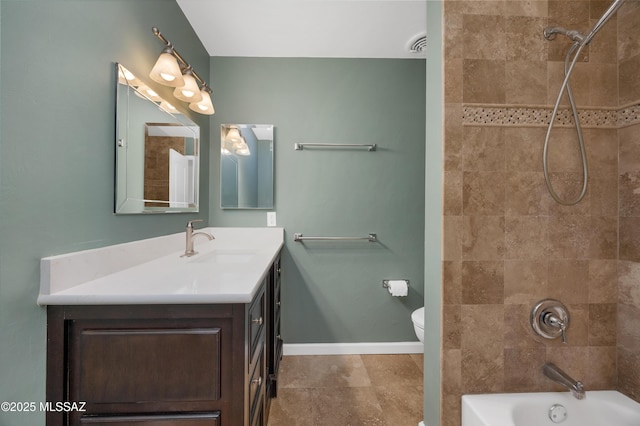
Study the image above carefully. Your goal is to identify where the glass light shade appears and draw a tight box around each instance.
[173,70,202,103]
[136,84,163,102]
[118,65,143,87]
[189,89,215,115]
[225,127,242,143]
[149,49,185,87]
[159,100,178,114]
[236,147,251,156]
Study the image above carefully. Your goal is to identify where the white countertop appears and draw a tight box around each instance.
[37,227,284,305]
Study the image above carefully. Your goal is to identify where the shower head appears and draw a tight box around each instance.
[543,27,585,43]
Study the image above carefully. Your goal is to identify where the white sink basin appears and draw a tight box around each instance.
[188,250,256,264]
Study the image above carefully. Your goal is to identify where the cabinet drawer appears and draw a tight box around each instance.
[248,348,265,421]
[69,322,224,414]
[248,284,265,361]
[80,412,220,425]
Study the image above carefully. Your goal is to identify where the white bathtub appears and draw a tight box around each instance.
[462,391,640,426]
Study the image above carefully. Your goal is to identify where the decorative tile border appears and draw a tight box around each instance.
[463,103,640,129]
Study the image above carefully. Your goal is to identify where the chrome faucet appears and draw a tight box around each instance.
[543,363,585,400]
[181,219,214,257]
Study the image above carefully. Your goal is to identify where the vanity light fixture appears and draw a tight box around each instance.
[189,85,215,115]
[173,67,202,103]
[149,47,185,87]
[151,27,215,115]
[222,126,251,156]
[225,127,242,143]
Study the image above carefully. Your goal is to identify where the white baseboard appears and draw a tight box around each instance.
[283,341,424,356]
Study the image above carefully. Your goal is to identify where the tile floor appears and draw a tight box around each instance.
[267,354,424,426]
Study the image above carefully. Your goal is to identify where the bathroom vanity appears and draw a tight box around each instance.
[38,228,283,426]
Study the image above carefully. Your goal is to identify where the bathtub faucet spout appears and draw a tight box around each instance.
[543,363,585,400]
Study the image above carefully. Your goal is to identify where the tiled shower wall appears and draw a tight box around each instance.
[617,1,640,403]
[442,1,640,425]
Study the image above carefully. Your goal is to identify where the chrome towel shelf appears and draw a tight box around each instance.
[293,233,377,242]
[294,143,377,151]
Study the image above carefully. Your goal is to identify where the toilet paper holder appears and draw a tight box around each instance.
[382,279,410,289]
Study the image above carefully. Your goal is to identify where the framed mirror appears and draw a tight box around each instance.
[114,63,200,214]
[220,124,274,209]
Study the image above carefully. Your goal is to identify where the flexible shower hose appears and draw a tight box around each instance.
[543,41,589,206]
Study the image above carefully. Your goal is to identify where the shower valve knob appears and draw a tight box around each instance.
[531,299,570,343]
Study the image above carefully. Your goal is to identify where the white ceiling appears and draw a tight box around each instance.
[176,0,427,59]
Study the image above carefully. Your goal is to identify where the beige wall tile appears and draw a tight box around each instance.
[463,171,507,215]
[505,60,548,104]
[506,16,548,61]
[463,215,506,260]
[618,3,640,62]
[619,55,640,105]
[589,303,617,346]
[463,14,506,60]
[462,127,505,172]
[461,261,505,304]
[618,261,640,305]
[444,171,463,215]
[504,347,547,391]
[504,127,546,172]
[505,0,548,17]
[618,347,640,401]
[587,346,617,389]
[504,260,548,305]
[444,260,463,305]
[620,217,640,261]
[589,259,617,303]
[589,216,617,259]
[463,59,506,104]
[506,171,550,216]
[505,216,549,260]
[443,304,462,349]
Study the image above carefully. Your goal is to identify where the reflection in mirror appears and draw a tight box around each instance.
[115,63,200,214]
[221,124,274,209]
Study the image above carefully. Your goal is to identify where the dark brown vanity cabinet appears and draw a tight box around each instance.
[46,256,282,426]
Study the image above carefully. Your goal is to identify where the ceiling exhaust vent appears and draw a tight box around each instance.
[409,35,427,53]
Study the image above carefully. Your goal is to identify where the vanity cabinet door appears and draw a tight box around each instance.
[47,304,244,426]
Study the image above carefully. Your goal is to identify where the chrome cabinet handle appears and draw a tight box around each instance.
[252,316,263,325]
[252,376,262,386]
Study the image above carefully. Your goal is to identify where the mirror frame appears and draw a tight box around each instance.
[114,63,200,214]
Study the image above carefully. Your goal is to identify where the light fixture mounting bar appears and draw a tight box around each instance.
[152,27,208,89]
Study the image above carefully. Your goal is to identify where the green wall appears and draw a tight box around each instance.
[209,57,426,342]
[0,1,209,424]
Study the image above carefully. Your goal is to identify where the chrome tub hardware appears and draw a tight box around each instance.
[181,219,214,257]
[548,403,568,423]
[531,299,570,343]
[543,363,586,400]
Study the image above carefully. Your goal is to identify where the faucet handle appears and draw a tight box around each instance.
[531,299,570,343]
[187,219,203,229]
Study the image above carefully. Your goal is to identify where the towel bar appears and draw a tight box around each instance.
[294,143,377,151]
[293,233,377,242]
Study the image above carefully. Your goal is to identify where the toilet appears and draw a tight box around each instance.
[411,307,424,343]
